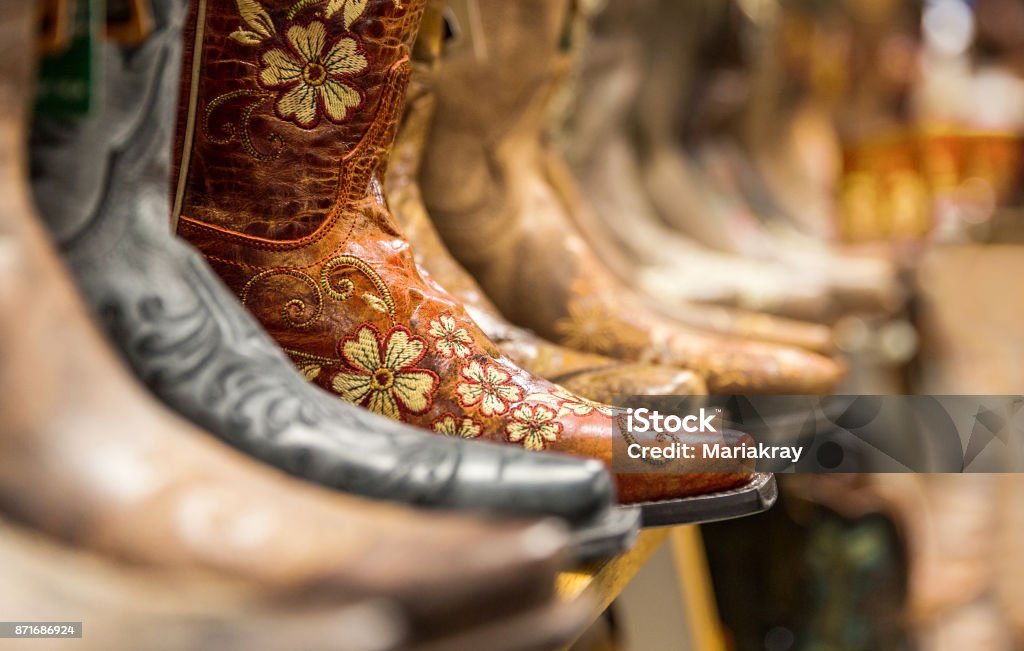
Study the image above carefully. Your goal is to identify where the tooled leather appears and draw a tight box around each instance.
[387,79,710,400]
[420,0,845,395]
[30,0,621,528]
[176,0,750,502]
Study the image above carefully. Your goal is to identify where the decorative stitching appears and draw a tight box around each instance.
[320,254,396,322]
[331,323,438,420]
[258,20,368,129]
[203,89,283,160]
[526,385,616,418]
[178,58,411,251]
[431,413,482,439]
[506,404,562,451]
[427,313,473,359]
[240,268,323,328]
[455,360,524,418]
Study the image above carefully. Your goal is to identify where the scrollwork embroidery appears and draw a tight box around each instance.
[241,254,395,331]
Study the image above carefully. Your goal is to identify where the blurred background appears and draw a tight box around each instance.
[567,0,1024,649]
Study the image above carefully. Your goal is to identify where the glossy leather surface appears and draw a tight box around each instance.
[4,1,571,633]
[171,0,750,503]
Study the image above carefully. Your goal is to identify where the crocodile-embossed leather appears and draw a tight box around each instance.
[5,1,571,632]
[30,0,622,527]
[172,0,751,503]
[419,0,845,394]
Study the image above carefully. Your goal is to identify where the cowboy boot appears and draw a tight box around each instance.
[1,514,595,651]
[694,138,904,316]
[636,0,902,316]
[3,4,572,633]
[557,0,842,328]
[29,0,627,544]
[387,67,710,402]
[0,164,570,638]
[171,0,753,503]
[0,519,405,651]
[542,3,840,354]
[420,0,845,394]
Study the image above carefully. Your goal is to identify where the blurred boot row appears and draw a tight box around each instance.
[0,0,904,646]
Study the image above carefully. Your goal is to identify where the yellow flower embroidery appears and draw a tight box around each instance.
[456,361,524,417]
[431,414,482,439]
[506,405,563,451]
[332,325,438,419]
[297,361,322,381]
[551,386,616,416]
[258,20,367,128]
[428,314,473,359]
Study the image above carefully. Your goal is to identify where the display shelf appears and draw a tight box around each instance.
[555,529,670,647]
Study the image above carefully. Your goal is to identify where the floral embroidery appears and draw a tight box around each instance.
[431,414,482,439]
[332,324,438,419]
[428,314,473,359]
[214,0,386,157]
[506,405,562,451]
[229,0,276,45]
[554,302,620,354]
[529,386,617,417]
[258,21,367,128]
[325,0,403,29]
[297,361,323,381]
[456,361,524,417]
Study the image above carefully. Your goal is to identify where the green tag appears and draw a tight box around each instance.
[35,0,103,117]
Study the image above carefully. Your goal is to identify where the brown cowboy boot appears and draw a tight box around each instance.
[172,0,751,503]
[0,150,567,638]
[0,519,405,651]
[635,0,902,317]
[0,514,595,651]
[420,0,845,394]
[555,0,846,331]
[2,4,570,634]
[387,69,710,402]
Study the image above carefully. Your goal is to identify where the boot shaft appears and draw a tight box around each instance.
[426,0,569,145]
[173,0,426,241]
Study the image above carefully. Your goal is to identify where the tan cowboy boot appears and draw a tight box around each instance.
[2,4,570,634]
[557,0,844,328]
[737,4,847,243]
[387,71,709,402]
[545,126,835,354]
[0,519,404,651]
[172,0,752,503]
[420,0,845,393]
[634,0,902,316]
[0,514,595,651]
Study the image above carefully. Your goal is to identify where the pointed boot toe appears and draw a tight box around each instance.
[173,0,752,508]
